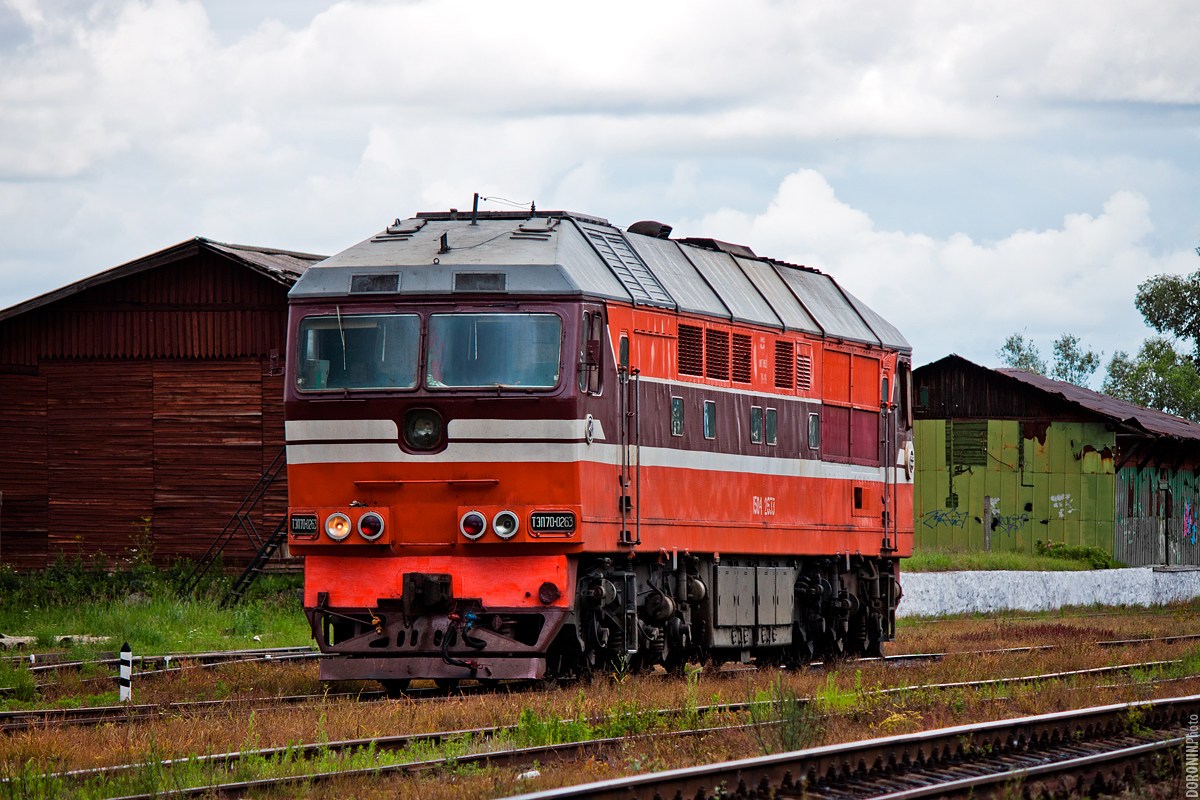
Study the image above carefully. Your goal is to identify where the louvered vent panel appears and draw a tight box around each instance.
[580,223,674,307]
[732,334,752,383]
[678,325,704,376]
[946,420,988,468]
[774,341,794,389]
[796,354,813,392]
[705,329,729,381]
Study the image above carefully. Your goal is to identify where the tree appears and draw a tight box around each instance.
[1050,333,1101,386]
[1135,268,1200,360]
[1102,338,1200,420]
[997,332,1046,374]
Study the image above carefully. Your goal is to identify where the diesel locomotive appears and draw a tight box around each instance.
[284,208,914,690]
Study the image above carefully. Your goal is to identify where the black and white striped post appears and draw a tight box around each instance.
[119,642,132,702]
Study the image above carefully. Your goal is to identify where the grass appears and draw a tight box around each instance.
[0,556,309,662]
[905,547,1103,572]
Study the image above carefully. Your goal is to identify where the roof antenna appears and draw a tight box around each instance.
[471,193,479,226]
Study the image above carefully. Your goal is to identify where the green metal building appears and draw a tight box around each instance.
[913,355,1200,566]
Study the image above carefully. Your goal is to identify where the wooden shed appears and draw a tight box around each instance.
[914,354,1200,566]
[0,238,325,569]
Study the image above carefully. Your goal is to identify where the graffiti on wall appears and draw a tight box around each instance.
[920,504,1030,534]
[920,509,968,529]
[1187,499,1198,547]
[1050,493,1075,518]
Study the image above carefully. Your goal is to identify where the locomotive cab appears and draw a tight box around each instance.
[285,210,913,690]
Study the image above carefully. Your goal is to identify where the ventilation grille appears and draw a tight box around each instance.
[678,325,703,376]
[947,420,988,468]
[350,274,400,293]
[454,273,506,292]
[705,329,729,381]
[732,334,752,383]
[774,341,794,389]
[796,354,813,392]
[579,222,674,307]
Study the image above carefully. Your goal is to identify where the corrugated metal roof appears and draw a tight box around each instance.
[996,366,1200,441]
[0,237,325,324]
[291,211,910,353]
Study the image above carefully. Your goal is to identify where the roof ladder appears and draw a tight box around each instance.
[575,221,675,308]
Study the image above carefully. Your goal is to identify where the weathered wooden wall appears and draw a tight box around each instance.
[0,243,300,569]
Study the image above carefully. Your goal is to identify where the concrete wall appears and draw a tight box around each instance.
[897,567,1200,617]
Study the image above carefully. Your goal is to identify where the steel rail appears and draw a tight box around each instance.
[863,735,1182,799]
[5,653,1193,735]
[102,722,759,800]
[500,693,1200,800]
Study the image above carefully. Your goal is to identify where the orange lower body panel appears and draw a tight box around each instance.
[303,554,572,609]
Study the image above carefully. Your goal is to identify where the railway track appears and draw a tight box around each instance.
[46,688,1197,799]
[3,651,1194,734]
[503,693,1197,800]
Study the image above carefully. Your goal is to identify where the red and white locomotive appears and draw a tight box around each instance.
[284,209,913,690]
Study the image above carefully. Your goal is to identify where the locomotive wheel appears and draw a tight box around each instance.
[433,678,460,692]
[477,678,501,690]
[380,679,410,698]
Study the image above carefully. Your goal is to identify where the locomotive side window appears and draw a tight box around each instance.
[670,397,684,436]
[766,408,777,445]
[296,314,420,391]
[808,412,820,449]
[427,313,562,389]
[703,400,717,440]
[619,334,629,370]
[750,406,763,444]
[579,311,603,395]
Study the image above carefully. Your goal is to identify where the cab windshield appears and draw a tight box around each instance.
[296,314,420,391]
[426,313,562,389]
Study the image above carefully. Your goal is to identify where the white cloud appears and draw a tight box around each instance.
[0,0,1199,326]
[686,169,1198,370]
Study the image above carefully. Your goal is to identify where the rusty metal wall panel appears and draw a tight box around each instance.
[45,361,154,559]
[1115,467,1200,567]
[151,359,265,564]
[0,372,48,568]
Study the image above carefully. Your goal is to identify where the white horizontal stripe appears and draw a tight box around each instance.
[447,418,606,441]
[285,439,911,484]
[285,419,398,442]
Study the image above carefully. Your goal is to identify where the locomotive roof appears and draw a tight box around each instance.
[290,211,909,351]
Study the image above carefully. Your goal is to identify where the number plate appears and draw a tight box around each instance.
[529,511,576,534]
[290,513,319,538]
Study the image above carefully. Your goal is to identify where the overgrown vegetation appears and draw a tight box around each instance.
[1035,539,1124,569]
[904,547,1098,572]
[0,552,308,664]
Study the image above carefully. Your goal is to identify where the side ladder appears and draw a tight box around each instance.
[221,518,289,608]
[178,447,288,598]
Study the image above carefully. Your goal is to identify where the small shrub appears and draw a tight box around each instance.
[1035,540,1124,570]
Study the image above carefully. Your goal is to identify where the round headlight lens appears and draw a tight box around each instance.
[358,512,384,541]
[460,511,486,540]
[403,408,443,451]
[325,513,352,541]
[493,511,520,540]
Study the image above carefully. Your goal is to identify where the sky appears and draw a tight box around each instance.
[2,0,1199,378]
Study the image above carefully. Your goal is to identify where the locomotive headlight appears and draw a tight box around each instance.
[325,513,352,541]
[492,511,520,540]
[460,511,486,540]
[403,408,443,450]
[358,512,385,541]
